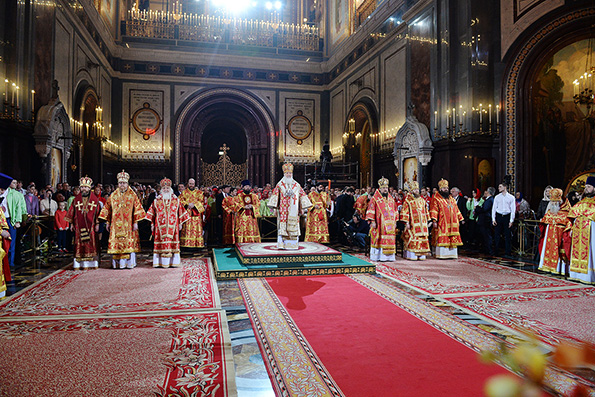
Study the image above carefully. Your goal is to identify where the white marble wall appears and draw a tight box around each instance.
[381,41,407,137]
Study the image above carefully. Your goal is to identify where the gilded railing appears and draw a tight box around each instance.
[124,10,321,52]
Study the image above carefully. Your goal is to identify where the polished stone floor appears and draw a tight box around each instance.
[2,244,592,395]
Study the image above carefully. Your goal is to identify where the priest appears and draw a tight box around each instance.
[99,170,146,269]
[568,176,595,283]
[430,178,464,259]
[179,178,205,249]
[145,178,190,268]
[400,181,431,260]
[538,188,571,274]
[221,186,237,245]
[65,176,101,269]
[234,180,261,243]
[305,182,330,243]
[268,163,312,249]
[365,177,399,261]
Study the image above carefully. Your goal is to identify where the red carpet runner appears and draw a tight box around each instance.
[240,274,511,396]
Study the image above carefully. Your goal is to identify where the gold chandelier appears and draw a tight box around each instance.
[573,37,595,113]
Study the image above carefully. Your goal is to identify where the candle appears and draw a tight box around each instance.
[31,90,35,114]
[11,83,15,105]
[446,110,450,129]
[15,86,19,109]
[479,104,483,125]
[459,105,463,125]
[496,105,500,124]
[488,104,492,125]
[434,110,437,130]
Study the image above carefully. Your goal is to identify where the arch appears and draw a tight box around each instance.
[393,113,433,189]
[344,97,379,187]
[72,82,101,182]
[174,87,277,186]
[502,5,595,193]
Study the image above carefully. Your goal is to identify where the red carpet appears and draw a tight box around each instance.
[0,258,219,317]
[0,312,236,396]
[240,274,510,396]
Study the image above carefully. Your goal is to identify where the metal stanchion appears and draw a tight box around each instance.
[21,215,54,270]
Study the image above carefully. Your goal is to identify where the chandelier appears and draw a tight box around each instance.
[573,37,595,113]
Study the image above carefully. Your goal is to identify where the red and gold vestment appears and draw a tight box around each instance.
[305,191,329,243]
[429,193,463,248]
[145,196,190,255]
[221,195,236,245]
[99,188,146,259]
[234,192,261,243]
[65,193,101,262]
[400,195,430,254]
[179,188,205,248]
[365,191,399,255]
[567,197,595,275]
[538,203,571,273]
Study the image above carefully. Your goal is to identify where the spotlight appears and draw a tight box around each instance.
[274,1,281,9]
[265,1,272,9]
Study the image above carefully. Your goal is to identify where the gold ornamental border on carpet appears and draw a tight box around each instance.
[235,248,343,265]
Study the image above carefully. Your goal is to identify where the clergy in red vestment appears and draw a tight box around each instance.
[567,176,595,284]
[305,183,330,243]
[179,178,205,248]
[365,177,399,262]
[354,187,373,217]
[268,163,312,249]
[99,170,146,269]
[234,180,261,243]
[65,176,101,269]
[401,181,430,260]
[538,188,571,274]
[221,187,238,245]
[430,178,464,259]
[145,178,190,268]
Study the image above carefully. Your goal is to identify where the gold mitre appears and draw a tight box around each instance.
[550,188,563,202]
[282,163,294,173]
[117,169,130,183]
[79,176,93,188]
[438,178,449,189]
[160,177,172,188]
[408,181,419,190]
[378,177,389,188]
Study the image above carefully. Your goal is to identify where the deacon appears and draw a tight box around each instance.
[0,210,9,297]
[305,183,330,243]
[430,178,464,259]
[65,176,101,269]
[365,177,399,262]
[567,176,595,283]
[538,188,571,274]
[268,163,312,249]
[221,186,237,245]
[145,178,190,268]
[400,181,431,260]
[179,178,205,249]
[99,170,146,269]
[354,186,373,217]
[234,180,261,243]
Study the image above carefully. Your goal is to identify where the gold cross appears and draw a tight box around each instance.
[88,201,97,211]
[75,201,84,211]
[219,143,230,154]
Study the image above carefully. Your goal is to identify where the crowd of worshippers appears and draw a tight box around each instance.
[1,169,594,284]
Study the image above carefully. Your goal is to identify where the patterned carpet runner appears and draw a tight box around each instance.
[0,258,236,396]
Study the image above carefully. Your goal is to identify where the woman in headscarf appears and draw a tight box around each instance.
[536,185,553,220]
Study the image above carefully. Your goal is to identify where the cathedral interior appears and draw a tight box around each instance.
[1,0,595,395]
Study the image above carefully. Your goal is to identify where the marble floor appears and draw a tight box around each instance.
[2,245,593,395]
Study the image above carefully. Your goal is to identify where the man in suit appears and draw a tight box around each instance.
[475,187,495,255]
[215,185,230,244]
[451,187,469,245]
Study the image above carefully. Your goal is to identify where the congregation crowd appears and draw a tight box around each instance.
[1,165,594,299]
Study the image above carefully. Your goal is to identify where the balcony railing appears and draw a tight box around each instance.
[123,11,322,52]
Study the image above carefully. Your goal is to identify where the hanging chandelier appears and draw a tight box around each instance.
[573,37,595,113]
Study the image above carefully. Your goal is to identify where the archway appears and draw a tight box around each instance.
[345,99,378,188]
[174,88,276,187]
[72,83,101,184]
[502,4,595,205]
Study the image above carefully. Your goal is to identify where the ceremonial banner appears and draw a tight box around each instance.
[283,97,316,161]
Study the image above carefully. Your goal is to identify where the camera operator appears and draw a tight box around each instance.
[344,213,369,249]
